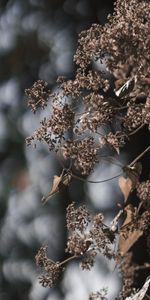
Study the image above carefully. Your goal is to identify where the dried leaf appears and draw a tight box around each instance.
[123,204,137,226]
[124,162,142,189]
[125,277,150,300]
[119,227,143,256]
[119,176,133,202]
[119,205,143,256]
[119,162,142,202]
[42,172,72,203]
[42,175,62,203]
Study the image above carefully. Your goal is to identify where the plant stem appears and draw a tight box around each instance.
[70,171,123,184]
[59,255,78,266]
[129,145,150,167]
[128,123,145,136]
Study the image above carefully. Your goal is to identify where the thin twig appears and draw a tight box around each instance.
[114,105,128,110]
[59,255,78,266]
[134,263,150,271]
[110,209,124,232]
[128,123,145,136]
[129,145,150,167]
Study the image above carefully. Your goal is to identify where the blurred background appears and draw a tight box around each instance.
[0,1,149,299]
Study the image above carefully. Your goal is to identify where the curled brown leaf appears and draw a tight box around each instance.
[42,171,72,203]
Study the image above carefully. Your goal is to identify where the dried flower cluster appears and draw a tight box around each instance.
[26,0,150,298]
[66,201,91,232]
[137,180,150,210]
[35,203,116,288]
[35,246,62,288]
[62,138,98,174]
[100,131,128,154]
[35,200,150,296]
[74,0,149,74]
[25,80,50,112]
[26,0,149,175]
[66,202,115,269]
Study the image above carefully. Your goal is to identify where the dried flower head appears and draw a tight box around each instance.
[66,202,115,269]
[137,180,150,210]
[66,201,91,232]
[124,104,144,131]
[35,246,62,288]
[25,80,51,112]
[100,131,128,153]
[66,233,92,256]
[137,180,150,202]
[62,138,98,174]
[26,103,74,150]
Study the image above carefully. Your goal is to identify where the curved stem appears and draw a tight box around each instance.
[128,123,145,136]
[70,171,123,184]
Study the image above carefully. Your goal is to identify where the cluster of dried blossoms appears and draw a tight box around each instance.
[35,246,62,288]
[35,200,150,297]
[26,0,149,175]
[26,0,150,299]
[66,203,116,266]
[36,203,116,288]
